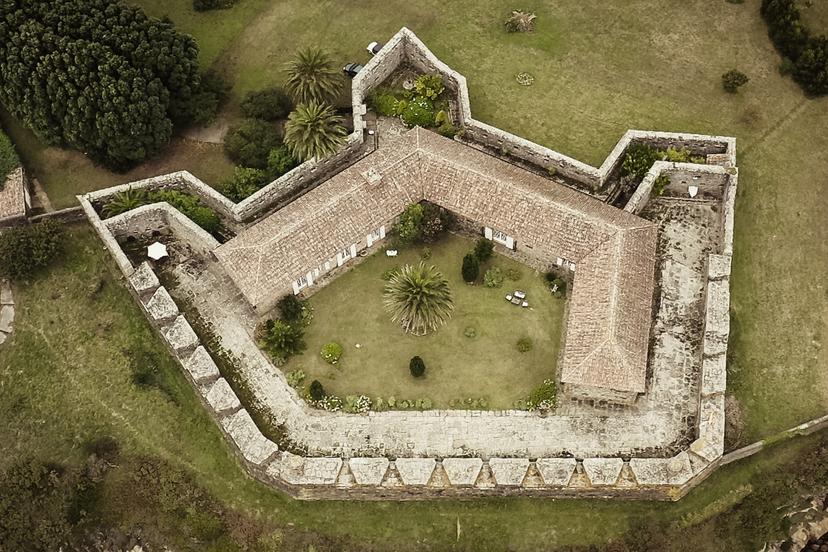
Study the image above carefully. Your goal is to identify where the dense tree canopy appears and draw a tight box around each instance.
[0,0,216,170]
[761,0,828,96]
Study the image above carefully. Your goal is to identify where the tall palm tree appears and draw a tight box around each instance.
[283,102,347,161]
[384,262,454,336]
[284,48,342,105]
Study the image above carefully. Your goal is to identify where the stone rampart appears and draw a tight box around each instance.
[77,26,742,501]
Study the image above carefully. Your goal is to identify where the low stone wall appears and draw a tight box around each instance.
[0,167,29,227]
[0,280,14,347]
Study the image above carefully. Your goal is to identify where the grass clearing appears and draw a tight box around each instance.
[294,234,564,409]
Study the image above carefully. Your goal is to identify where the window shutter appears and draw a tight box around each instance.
[336,252,344,267]
[350,244,357,258]
[367,233,374,247]
[505,236,515,249]
[292,281,301,295]
[306,271,314,286]
[379,226,386,239]
[484,227,493,239]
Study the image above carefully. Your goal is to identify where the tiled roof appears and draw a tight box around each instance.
[216,128,657,394]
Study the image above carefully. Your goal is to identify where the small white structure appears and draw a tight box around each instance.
[688,185,699,198]
[147,241,168,260]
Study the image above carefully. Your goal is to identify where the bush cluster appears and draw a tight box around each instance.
[448,397,489,409]
[258,318,306,366]
[373,396,434,411]
[321,342,343,364]
[150,190,221,234]
[483,267,504,288]
[761,0,828,96]
[240,87,293,121]
[526,379,556,411]
[193,0,237,11]
[344,394,372,413]
[368,74,457,135]
[392,202,451,245]
[224,119,284,169]
[722,69,750,93]
[101,188,221,234]
[505,10,537,33]
[0,1,223,170]
[0,220,64,280]
[621,144,705,181]
[544,271,567,297]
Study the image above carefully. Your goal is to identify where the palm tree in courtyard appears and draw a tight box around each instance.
[384,262,454,336]
[284,48,342,105]
[283,102,347,161]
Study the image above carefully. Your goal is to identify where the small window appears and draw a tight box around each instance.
[340,247,352,261]
[295,275,308,290]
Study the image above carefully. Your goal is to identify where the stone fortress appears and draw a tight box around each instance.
[81,28,737,500]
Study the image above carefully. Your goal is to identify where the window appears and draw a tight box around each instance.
[490,228,515,249]
[494,230,508,242]
[295,275,308,291]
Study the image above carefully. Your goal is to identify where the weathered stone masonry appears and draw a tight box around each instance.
[80,27,737,500]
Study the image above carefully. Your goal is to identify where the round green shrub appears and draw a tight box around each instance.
[309,379,325,401]
[277,294,304,323]
[409,356,426,378]
[286,369,306,388]
[483,267,504,288]
[517,337,533,352]
[399,399,411,409]
[321,342,343,364]
[398,96,436,127]
[371,93,399,116]
[474,237,494,262]
[464,326,477,338]
[0,219,63,280]
[224,119,283,169]
[266,145,298,179]
[387,396,397,408]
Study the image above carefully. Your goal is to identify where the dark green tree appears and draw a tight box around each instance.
[461,253,480,283]
[0,0,217,170]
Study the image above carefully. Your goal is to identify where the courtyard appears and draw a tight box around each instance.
[293,233,566,409]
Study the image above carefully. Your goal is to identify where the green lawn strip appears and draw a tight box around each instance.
[294,234,564,409]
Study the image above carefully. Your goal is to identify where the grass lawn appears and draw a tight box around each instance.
[1,223,826,551]
[295,233,565,409]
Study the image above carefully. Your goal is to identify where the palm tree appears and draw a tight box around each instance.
[284,48,342,105]
[102,187,147,217]
[283,102,347,161]
[384,262,454,336]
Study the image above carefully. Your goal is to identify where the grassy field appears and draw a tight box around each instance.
[2,0,828,547]
[295,234,565,409]
[1,223,826,551]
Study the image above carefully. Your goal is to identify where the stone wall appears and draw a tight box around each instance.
[78,195,737,500]
[624,163,732,215]
[77,26,742,501]
[0,167,29,227]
